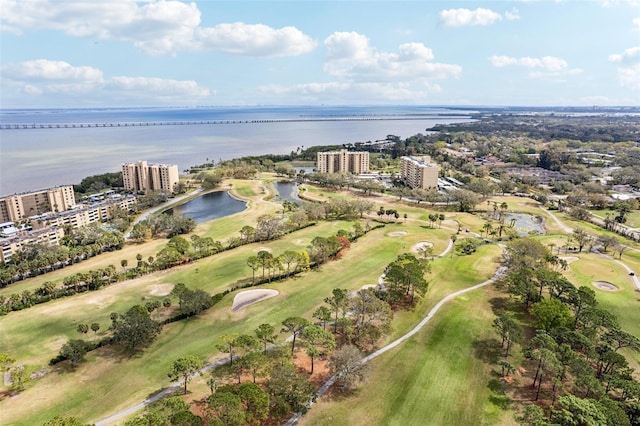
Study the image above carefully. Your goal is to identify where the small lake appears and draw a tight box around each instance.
[504,213,545,236]
[166,191,246,224]
[274,181,299,204]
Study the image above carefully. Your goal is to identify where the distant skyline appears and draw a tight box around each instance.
[1,0,639,108]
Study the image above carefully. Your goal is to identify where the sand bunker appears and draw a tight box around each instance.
[232,289,279,311]
[559,256,578,264]
[412,241,433,253]
[593,281,619,291]
[389,231,408,237]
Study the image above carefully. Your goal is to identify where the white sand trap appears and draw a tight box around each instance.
[593,281,619,291]
[389,231,408,237]
[232,289,279,311]
[412,241,433,253]
[149,284,173,296]
[254,247,273,253]
[559,256,579,264]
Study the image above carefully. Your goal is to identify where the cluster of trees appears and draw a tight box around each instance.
[129,213,196,240]
[298,198,374,222]
[379,253,430,306]
[492,238,640,425]
[73,172,123,196]
[52,283,210,367]
[0,226,124,288]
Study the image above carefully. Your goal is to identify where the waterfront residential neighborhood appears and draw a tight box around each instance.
[1,0,639,425]
[1,109,640,425]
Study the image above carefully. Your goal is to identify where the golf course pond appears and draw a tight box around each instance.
[273,180,299,204]
[504,212,545,236]
[166,191,247,224]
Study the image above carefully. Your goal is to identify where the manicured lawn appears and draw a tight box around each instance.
[3,180,636,426]
[0,213,457,424]
[590,208,640,229]
[298,286,515,426]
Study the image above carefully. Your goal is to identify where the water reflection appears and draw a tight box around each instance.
[273,181,299,204]
[166,191,246,224]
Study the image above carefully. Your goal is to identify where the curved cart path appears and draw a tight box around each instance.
[285,265,507,425]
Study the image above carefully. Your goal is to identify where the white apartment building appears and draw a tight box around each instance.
[122,161,179,193]
[316,149,369,174]
[400,156,439,189]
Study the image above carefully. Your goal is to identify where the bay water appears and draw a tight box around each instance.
[0,106,473,195]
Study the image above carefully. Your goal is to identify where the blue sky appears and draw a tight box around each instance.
[1,0,639,107]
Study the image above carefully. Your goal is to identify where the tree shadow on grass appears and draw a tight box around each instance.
[472,337,502,364]
[487,378,511,410]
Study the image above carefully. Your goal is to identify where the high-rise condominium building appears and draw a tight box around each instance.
[0,186,76,222]
[316,149,369,174]
[400,156,439,189]
[122,161,179,193]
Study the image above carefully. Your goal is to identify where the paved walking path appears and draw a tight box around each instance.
[285,265,507,425]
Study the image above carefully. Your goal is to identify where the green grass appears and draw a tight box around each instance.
[0,215,459,425]
[590,208,640,229]
[299,287,515,426]
[2,184,636,426]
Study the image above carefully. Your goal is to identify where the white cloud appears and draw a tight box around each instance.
[505,9,521,21]
[0,0,315,56]
[440,8,504,27]
[609,47,640,90]
[323,32,461,82]
[196,22,316,57]
[616,64,640,90]
[2,59,104,82]
[599,0,640,7]
[0,0,201,55]
[1,59,210,103]
[608,46,640,63]
[633,17,640,31]
[490,55,582,79]
[324,32,372,61]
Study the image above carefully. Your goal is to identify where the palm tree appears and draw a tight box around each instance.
[482,222,493,238]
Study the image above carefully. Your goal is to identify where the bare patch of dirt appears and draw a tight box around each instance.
[149,283,173,296]
[388,231,407,237]
[559,256,578,264]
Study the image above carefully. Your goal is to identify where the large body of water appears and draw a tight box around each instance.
[0,106,473,196]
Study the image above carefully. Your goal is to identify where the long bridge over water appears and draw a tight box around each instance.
[0,116,453,130]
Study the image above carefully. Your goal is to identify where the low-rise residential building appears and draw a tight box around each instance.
[0,186,76,222]
[316,149,370,174]
[400,156,439,189]
[30,195,137,230]
[122,161,179,193]
[0,195,136,264]
[0,227,65,264]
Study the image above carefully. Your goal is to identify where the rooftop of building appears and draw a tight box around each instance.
[404,156,438,167]
[0,184,74,199]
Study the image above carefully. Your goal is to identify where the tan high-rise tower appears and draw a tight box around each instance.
[122,161,179,193]
[316,149,369,174]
